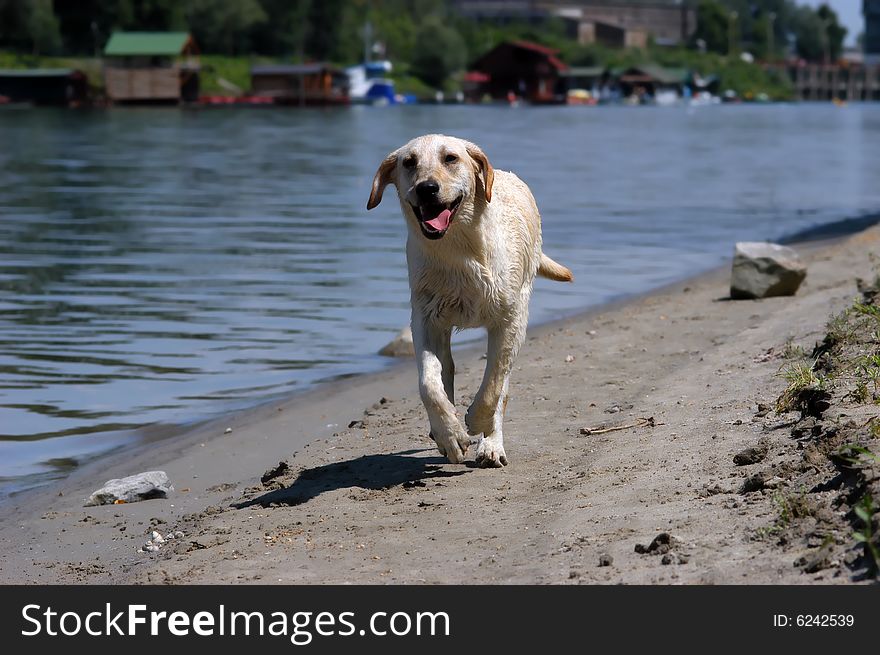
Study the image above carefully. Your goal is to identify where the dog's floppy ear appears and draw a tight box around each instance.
[367,151,398,210]
[466,142,494,203]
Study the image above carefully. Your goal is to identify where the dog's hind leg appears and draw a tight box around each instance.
[412,314,469,463]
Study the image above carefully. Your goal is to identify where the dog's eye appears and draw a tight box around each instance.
[402,157,417,169]
[444,154,458,164]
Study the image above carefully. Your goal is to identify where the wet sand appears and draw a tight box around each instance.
[1,226,877,584]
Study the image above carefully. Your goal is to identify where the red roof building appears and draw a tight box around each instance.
[468,40,568,103]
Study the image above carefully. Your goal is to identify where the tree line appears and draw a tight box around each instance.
[693,0,849,61]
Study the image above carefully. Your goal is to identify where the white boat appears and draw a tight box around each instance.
[345,60,399,105]
[654,89,680,106]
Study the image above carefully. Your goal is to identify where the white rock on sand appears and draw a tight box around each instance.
[378,326,414,357]
[84,470,173,506]
[730,242,807,299]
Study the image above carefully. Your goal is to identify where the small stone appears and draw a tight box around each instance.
[598,553,613,567]
[379,327,414,357]
[763,476,786,489]
[733,442,769,466]
[634,532,677,555]
[739,472,768,494]
[791,417,823,439]
[703,483,726,496]
[85,471,173,506]
[224,427,232,434]
[564,355,575,363]
[795,543,835,573]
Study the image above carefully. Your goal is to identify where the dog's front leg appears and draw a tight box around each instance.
[466,315,527,468]
[412,313,469,463]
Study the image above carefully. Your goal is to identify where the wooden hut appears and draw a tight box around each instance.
[468,41,568,104]
[250,64,350,106]
[103,31,200,104]
[617,65,686,98]
[0,69,88,106]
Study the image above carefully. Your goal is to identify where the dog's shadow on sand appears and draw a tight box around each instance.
[234,448,469,509]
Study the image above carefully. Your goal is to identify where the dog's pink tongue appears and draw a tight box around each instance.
[425,208,452,232]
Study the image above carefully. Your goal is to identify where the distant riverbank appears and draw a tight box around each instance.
[0,47,797,102]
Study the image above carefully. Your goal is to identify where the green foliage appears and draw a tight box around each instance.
[835,444,880,468]
[693,0,729,55]
[305,0,346,61]
[757,489,815,538]
[775,360,825,413]
[791,7,826,62]
[198,54,272,95]
[781,337,806,360]
[712,0,846,63]
[0,50,103,87]
[852,495,879,571]
[27,0,62,55]
[816,3,847,61]
[853,302,880,320]
[410,17,466,89]
[186,0,267,55]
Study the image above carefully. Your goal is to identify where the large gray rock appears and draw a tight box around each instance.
[85,470,173,506]
[730,242,807,299]
[378,326,414,357]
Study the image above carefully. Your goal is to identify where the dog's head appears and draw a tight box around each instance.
[366,134,494,240]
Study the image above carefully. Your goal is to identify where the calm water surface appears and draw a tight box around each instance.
[1,103,879,491]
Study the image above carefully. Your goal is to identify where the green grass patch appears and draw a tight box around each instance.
[776,360,826,413]
[853,495,879,572]
[756,489,816,539]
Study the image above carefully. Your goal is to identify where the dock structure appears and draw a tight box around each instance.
[0,69,88,106]
[103,31,200,104]
[774,63,880,102]
[250,64,350,106]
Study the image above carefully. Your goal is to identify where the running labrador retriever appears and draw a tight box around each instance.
[367,134,572,467]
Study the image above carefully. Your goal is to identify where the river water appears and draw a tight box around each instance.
[1,103,878,492]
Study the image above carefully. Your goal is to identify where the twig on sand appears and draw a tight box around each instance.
[579,416,660,436]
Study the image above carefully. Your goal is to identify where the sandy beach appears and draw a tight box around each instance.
[1,225,878,585]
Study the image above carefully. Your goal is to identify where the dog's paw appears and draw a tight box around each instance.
[465,403,494,436]
[429,430,469,464]
[475,437,508,468]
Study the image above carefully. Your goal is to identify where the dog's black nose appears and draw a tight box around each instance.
[416,180,440,200]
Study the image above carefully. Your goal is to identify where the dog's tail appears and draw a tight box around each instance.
[537,253,573,282]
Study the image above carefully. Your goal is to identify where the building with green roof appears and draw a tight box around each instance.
[103,31,199,103]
